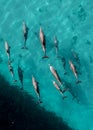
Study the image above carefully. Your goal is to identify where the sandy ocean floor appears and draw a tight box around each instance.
[0,0,93,130]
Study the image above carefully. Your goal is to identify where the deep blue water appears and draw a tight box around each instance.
[0,0,93,130]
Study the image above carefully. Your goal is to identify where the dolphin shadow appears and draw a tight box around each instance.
[62,79,88,105]
[18,65,24,89]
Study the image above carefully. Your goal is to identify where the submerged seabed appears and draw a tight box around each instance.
[0,0,93,130]
[0,74,73,130]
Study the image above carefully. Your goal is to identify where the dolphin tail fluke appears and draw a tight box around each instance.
[37,98,42,104]
[13,79,17,83]
[59,89,63,95]
[62,95,68,100]
[21,46,28,50]
[76,80,82,84]
[64,72,67,75]
[42,55,49,59]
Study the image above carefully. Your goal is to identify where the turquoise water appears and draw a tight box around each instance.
[0,0,93,130]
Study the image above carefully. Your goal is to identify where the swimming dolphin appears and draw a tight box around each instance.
[8,63,17,82]
[71,49,81,75]
[49,64,62,85]
[32,75,42,103]
[18,65,24,90]
[69,60,81,84]
[54,36,58,56]
[22,22,28,49]
[39,27,48,58]
[5,41,11,61]
[69,60,77,78]
[52,81,67,99]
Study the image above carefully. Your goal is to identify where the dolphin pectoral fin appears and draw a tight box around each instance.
[42,55,49,59]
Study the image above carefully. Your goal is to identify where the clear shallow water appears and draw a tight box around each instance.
[0,0,93,130]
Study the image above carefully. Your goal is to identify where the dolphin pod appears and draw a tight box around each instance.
[3,22,82,104]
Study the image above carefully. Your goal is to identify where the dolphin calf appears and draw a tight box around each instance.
[39,27,48,58]
[52,80,61,91]
[8,63,17,82]
[69,60,81,84]
[52,81,67,99]
[54,36,58,56]
[18,65,24,90]
[5,41,11,61]
[49,64,62,85]
[22,21,28,49]
[32,75,42,103]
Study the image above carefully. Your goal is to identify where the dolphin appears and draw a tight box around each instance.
[69,60,81,84]
[54,36,58,56]
[32,75,42,103]
[49,64,62,85]
[21,21,28,49]
[39,27,48,58]
[8,63,17,82]
[18,65,24,90]
[71,49,81,75]
[5,41,11,61]
[69,60,78,78]
[52,81,68,99]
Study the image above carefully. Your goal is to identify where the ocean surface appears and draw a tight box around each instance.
[0,0,93,130]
